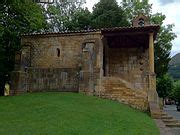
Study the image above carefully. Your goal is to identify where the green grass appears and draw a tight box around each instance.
[0,92,159,135]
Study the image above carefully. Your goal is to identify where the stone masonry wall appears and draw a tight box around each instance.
[19,33,102,93]
[28,68,79,92]
[108,47,149,91]
[21,33,101,68]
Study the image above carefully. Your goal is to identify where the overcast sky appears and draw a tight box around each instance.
[85,0,180,56]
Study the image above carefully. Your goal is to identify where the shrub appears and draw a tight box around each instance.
[173,80,180,101]
[156,74,174,99]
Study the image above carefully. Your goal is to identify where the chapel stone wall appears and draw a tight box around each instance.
[108,47,149,91]
[15,33,102,93]
[22,34,100,68]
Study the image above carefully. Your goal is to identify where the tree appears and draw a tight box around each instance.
[122,0,177,97]
[46,0,129,31]
[65,8,92,30]
[122,0,151,24]
[45,0,88,31]
[91,0,129,29]
[0,0,46,96]
[154,24,176,77]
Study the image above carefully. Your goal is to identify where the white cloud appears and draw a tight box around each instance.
[158,0,180,6]
[86,0,99,11]
[149,0,180,55]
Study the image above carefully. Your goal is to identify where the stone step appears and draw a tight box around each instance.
[110,93,136,98]
[101,94,144,102]
[104,91,128,94]
[105,91,135,95]
[105,87,133,91]
[100,93,147,110]
[102,78,126,82]
[161,112,168,116]
[104,88,126,91]
[102,78,125,82]
[161,115,174,119]
[112,87,127,90]
[151,113,162,119]
[162,119,179,123]
[100,95,117,101]
[104,88,132,91]
[99,76,147,111]
[165,122,180,127]
[102,77,133,89]
[103,86,128,90]
[103,82,126,85]
[102,92,145,99]
[102,94,135,98]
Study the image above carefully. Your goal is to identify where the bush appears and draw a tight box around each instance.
[156,74,174,99]
[173,80,180,101]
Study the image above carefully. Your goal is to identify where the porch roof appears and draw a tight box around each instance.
[101,25,160,48]
[101,25,160,38]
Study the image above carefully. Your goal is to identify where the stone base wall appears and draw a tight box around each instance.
[28,68,79,92]
[10,71,29,95]
[11,68,79,95]
[79,68,100,95]
[11,67,102,95]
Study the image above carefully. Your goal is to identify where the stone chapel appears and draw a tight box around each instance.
[11,14,161,116]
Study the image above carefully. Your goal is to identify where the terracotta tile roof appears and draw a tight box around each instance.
[101,25,160,32]
[21,25,160,36]
[21,29,100,36]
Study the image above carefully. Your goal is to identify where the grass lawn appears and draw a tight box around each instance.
[0,92,159,135]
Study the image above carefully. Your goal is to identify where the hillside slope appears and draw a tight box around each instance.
[0,92,159,135]
[169,53,180,79]
[169,53,180,65]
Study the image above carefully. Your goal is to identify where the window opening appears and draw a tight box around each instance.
[57,48,60,57]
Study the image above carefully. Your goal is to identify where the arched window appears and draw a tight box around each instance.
[138,18,145,27]
[57,48,60,57]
